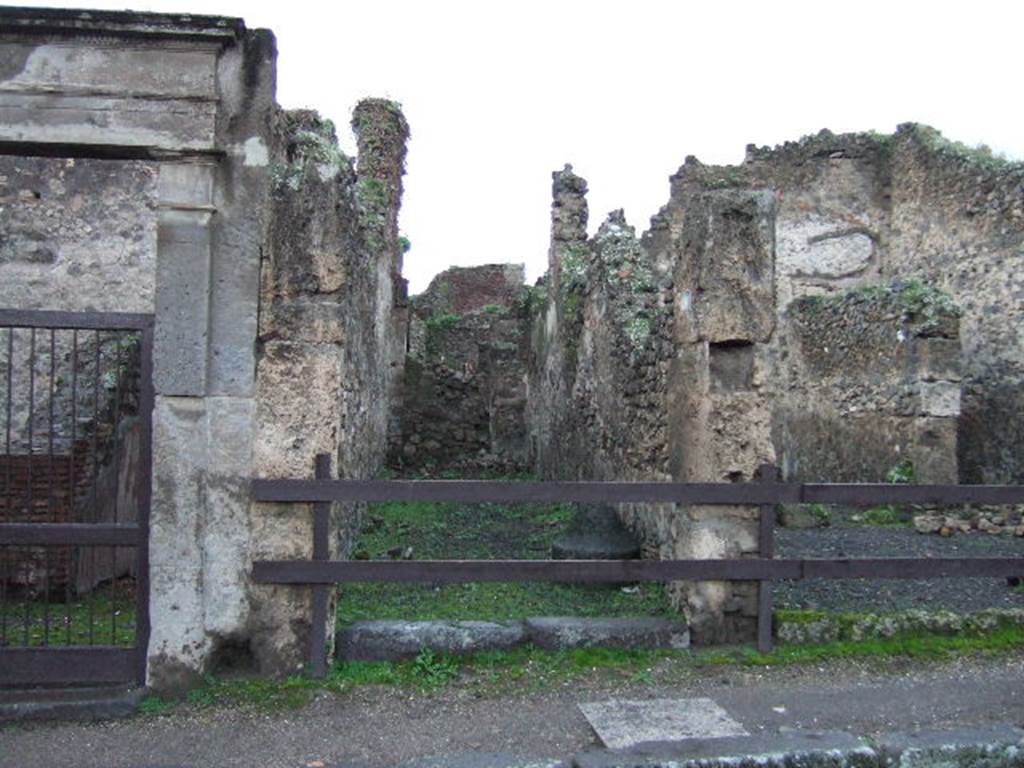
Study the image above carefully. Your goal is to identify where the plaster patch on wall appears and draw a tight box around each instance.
[778,216,875,279]
[242,136,269,167]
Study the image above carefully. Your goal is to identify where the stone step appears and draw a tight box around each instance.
[338,617,690,661]
[0,684,145,723]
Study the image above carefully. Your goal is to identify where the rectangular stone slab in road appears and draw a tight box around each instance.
[579,698,749,749]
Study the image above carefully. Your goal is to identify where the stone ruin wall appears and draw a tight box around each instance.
[528,168,778,643]
[525,124,1022,642]
[387,264,531,474]
[695,125,1022,484]
[1,6,1020,675]
[0,9,408,688]
[249,101,409,673]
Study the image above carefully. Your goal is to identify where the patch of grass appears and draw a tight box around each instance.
[138,621,1024,714]
[0,581,136,647]
[339,497,672,625]
[137,695,174,716]
[338,581,671,625]
[885,459,916,484]
[774,608,829,625]
[411,647,459,687]
[734,623,1024,666]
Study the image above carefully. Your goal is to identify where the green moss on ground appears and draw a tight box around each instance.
[0,581,136,647]
[138,623,1024,714]
[339,498,673,625]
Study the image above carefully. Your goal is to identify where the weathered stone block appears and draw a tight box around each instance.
[154,209,211,396]
[919,380,961,417]
[0,40,223,150]
[709,341,755,392]
[339,620,526,661]
[252,340,343,478]
[0,155,158,313]
[525,617,690,651]
[676,189,776,344]
[916,337,962,382]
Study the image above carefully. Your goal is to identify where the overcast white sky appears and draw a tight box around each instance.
[13,0,1024,292]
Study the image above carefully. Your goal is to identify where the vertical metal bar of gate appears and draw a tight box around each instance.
[134,320,154,685]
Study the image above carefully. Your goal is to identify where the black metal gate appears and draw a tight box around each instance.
[0,309,153,687]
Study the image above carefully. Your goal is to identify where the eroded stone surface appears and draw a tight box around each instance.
[525,618,689,652]
[579,698,748,750]
[339,620,527,661]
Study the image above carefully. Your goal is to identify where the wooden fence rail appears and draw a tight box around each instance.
[252,455,1024,678]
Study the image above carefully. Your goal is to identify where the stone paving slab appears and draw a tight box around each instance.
[392,753,566,768]
[578,698,748,750]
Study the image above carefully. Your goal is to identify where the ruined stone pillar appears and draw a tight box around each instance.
[249,103,408,676]
[668,189,777,644]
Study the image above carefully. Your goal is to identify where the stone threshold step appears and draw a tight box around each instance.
[338,617,691,661]
[0,683,145,723]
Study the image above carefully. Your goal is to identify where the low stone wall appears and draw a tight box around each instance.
[775,608,1024,645]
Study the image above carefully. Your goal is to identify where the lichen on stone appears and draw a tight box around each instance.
[271,110,351,193]
[592,210,662,349]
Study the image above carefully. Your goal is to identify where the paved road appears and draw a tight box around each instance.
[2,652,1022,768]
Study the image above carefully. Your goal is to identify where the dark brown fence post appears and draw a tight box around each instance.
[307,453,332,678]
[755,463,779,653]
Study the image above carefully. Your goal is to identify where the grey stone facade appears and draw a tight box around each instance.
[0,8,407,688]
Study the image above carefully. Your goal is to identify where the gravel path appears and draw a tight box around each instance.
[775,516,1024,613]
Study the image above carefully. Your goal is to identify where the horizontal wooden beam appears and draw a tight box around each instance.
[0,308,153,331]
[0,523,142,546]
[802,484,1024,506]
[252,557,1024,585]
[0,647,140,686]
[251,479,1024,507]
[252,479,803,505]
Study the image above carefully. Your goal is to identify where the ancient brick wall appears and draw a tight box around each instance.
[388,264,531,474]
[776,284,961,483]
